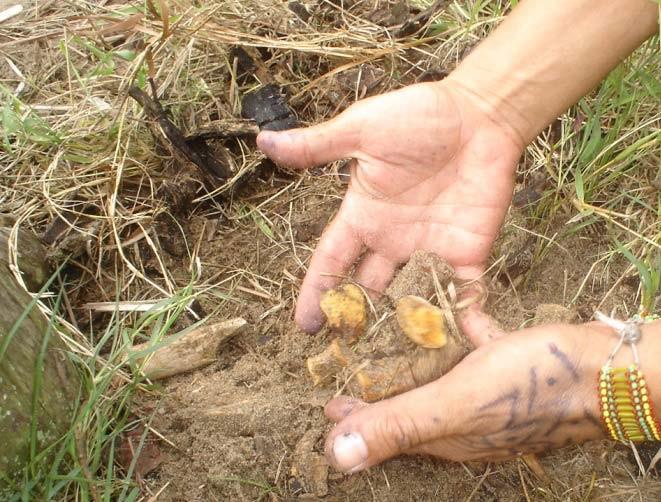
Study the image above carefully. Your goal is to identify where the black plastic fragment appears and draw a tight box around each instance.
[241,84,298,131]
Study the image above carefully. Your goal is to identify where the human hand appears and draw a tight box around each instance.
[322,322,613,472]
[257,81,524,339]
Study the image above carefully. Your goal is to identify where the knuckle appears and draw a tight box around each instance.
[374,411,423,454]
[299,137,315,166]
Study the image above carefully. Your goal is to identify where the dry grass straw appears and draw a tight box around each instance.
[0,0,659,499]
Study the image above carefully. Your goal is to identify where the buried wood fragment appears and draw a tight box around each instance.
[128,317,247,380]
[290,429,329,497]
[347,341,472,402]
[188,119,259,140]
[307,339,352,386]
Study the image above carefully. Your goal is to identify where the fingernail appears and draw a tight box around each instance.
[332,432,368,473]
[299,316,324,334]
[256,130,276,152]
[295,307,324,334]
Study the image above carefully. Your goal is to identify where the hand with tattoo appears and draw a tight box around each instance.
[323,321,661,472]
[256,0,659,471]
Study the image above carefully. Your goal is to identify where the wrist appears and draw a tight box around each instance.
[434,77,527,164]
[444,0,658,148]
[444,68,537,149]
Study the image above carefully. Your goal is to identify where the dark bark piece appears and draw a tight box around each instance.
[288,1,312,22]
[368,0,410,27]
[0,227,80,490]
[128,86,232,181]
[241,84,298,131]
[229,46,272,84]
[229,46,256,79]
[41,214,72,246]
[512,171,547,208]
[187,119,259,140]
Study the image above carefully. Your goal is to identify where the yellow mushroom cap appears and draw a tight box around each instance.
[395,295,447,349]
[319,283,366,340]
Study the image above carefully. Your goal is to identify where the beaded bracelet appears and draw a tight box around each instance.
[596,312,660,443]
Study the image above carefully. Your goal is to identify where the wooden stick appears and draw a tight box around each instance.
[129,318,247,380]
[128,84,232,181]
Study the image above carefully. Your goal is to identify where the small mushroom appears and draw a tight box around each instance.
[395,295,447,348]
[319,284,366,342]
[306,339,352,386]
[307,253,473,402]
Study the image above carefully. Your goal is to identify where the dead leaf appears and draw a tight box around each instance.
[116,422,164,479]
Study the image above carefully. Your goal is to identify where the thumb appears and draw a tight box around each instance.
[256,113,360,169]
[323,384,450,473]
[458,302,506,347]
[451,270,505,347]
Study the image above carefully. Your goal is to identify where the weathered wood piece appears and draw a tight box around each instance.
[0,226,80,489]
[128,83,233,181]
[128,317,247,380]
[188,119,259,140]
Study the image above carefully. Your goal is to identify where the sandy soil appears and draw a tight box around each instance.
[140,176,660,501]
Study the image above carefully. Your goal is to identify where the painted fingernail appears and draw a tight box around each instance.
[332,432,368,473]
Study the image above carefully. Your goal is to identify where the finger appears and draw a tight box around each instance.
[352,252,399,299]
[325,396,368,422]
[256,114,360,169]
[295,213,363,333]
[458,302,506,347]
[452,264,505,346]
[324,382,454,473]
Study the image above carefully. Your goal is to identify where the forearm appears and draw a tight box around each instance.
[447,0,659,146]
